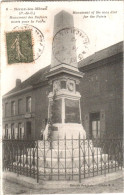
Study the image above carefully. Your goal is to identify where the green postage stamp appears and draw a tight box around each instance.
[6,30,34,64]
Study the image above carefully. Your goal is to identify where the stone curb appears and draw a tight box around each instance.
[3,172,42,189]
[3,170,123,189]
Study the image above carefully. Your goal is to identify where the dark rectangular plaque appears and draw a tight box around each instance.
[65,99,80,123]
[49,99,62,123]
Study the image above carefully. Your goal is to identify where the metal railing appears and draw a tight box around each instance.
[3,139,39,182]
[3,136,123,183]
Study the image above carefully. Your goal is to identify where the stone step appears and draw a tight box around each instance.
[27,146,102,158]
[39,154,109,169]
[38,161,118,174]
[37,147,102,158]
[14,153,109,168]
[13,161,118,174]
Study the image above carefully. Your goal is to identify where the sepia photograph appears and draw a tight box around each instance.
[1,0,123,194]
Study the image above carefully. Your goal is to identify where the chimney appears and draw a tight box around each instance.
[16,79,21,87]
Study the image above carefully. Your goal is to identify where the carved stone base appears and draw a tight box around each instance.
[51,123,86,139]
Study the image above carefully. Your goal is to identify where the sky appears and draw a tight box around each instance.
[1,1,123,95]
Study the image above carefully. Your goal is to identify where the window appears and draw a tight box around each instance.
[18,123,24,139]
[15,126,18,139]
[90,112,100,139]
[26,121,31,139]
[5,124,8,138]
[5,103,8,117]
[11,101,15,115]
[26,97,31,113]
[18,99,22,114]
[11,123,14,139]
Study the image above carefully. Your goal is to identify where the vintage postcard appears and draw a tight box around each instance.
[1,0,123,194]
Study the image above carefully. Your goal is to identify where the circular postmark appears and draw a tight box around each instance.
[52,27,90,66]
[13,25,45,61]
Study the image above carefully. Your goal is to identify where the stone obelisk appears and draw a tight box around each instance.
[45,10,86,139]
[51,10,77,69]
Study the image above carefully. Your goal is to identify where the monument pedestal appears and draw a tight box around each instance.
[44,86,86,140]
[52,123,86,139]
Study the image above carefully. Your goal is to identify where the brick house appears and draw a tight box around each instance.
[2,41,123,140]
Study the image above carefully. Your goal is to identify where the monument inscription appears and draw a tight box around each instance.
[65,99,80,123]
[49,99,62,123]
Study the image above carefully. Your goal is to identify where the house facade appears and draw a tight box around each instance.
[2,41,123,140]
[79,42,123,138]
[2,66,50,140]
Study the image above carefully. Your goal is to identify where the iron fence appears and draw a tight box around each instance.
[3,139,39,182]
[3,136,123,183]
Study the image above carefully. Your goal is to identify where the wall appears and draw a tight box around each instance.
[79,57,123,137]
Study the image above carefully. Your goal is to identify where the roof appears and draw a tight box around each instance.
[4,41,123,97]
[78,41,123,69]
[5,65,50,96]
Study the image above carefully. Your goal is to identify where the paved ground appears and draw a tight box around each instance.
[2,177,124,194]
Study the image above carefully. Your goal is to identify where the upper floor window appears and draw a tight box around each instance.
[18,99,22,114]
[5,103,8,117]
[26,97,31,113]
[11,101,15,115]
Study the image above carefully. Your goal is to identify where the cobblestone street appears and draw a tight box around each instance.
[2,177,123,194]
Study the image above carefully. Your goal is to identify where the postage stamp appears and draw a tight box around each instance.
[6,25,45,64]
[6,30,34,64]
[13,25,45,61]
[52,27,90,67]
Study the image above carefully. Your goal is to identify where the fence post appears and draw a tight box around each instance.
[36,140,39,183]
[65,134,66,179]
[50,137,53,180]
[83,139,85,178]
[44,138,46,179]
[121,139,123,169]
[72,135,73,180]
[58,134,60,180]
[79,133,81,183]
